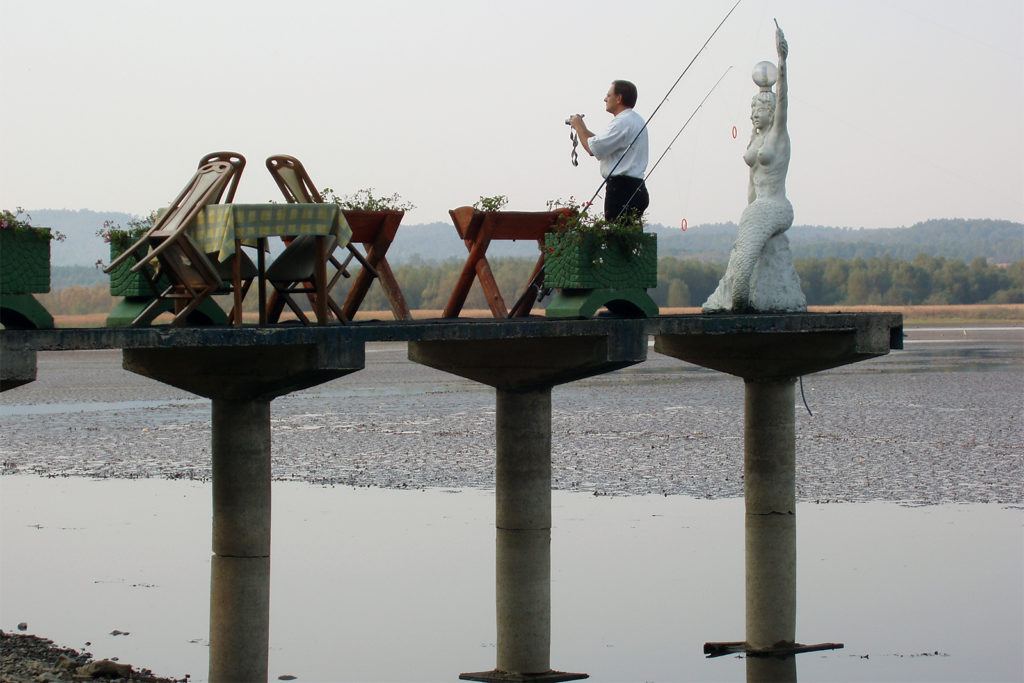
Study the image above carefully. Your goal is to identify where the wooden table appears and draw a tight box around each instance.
[442,208,564,318]
[193,203,352,325]
[339,209,411,320]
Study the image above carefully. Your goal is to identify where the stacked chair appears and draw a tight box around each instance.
[104,152,257,326]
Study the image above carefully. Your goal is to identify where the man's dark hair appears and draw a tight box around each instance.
[612,80,638,108]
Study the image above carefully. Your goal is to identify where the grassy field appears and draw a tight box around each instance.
[42,303,1024,328]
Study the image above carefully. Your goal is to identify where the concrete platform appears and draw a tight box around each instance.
[0,312,902,354]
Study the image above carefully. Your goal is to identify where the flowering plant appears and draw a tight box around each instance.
[321,187,415,212]
[96,211,158,250]
[1,207,65,240]
[473,195,509,212]
[544,197,644,255]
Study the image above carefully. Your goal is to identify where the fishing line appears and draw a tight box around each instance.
[614,66,734,220]
[514,2,742,318]
[582,0,743,211]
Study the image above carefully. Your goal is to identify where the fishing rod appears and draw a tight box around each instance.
[509,3,742,318]
[613,65,734,221]
[582,0,743,212]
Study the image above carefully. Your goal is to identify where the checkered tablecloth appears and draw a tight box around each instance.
[192,203,353,261]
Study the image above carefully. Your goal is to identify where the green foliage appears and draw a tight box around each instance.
[96,211,158,251]
[321,187,415,212]
[544,197,645,257]
[649,258,725,307]
[1,207,65,241]
[473,195,509,212]
[793,254,1022,306]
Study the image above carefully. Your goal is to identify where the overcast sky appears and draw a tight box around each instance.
[2,0,1021,231]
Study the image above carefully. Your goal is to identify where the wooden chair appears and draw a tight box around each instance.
[265,155,375,274]
[200,151,246,203]
[196,151,257,323]
[104,159,255,326]
[442,207,563,318]
[266,155,403,322]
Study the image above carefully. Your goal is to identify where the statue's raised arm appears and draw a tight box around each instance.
[773,20,789,133]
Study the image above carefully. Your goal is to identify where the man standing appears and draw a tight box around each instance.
[569,80,650,224]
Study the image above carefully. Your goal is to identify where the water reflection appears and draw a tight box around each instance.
[2,477,1020,682]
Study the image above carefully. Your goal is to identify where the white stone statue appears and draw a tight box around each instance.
[703,21,807,313]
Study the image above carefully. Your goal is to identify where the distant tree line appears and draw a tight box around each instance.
[34,208,1023,270]
[328,252,1024,310]
[37,253,1023,316]
[792,254,1023,306]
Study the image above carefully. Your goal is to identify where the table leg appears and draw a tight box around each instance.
[341,235,410,321]
[232,239,243,327]
[257,238,267,326]
[473,255,507,318]
[443,231,494,318]
[508,252,546,318]
[315,235,328,324]
[373,258,411,320]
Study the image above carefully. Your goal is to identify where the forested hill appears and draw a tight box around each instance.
[334,217,1024,264]
[26,209,1024,267]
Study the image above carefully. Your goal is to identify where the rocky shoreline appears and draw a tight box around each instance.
[0,630,185,682]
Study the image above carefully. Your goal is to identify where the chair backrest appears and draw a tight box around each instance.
[138,160,238,269]
[266,155,323,204]
[199,151,246,203]
[105,159,240,275]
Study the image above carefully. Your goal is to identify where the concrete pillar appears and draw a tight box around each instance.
[208,398,272,683]
[744,379,797,652]
[495,388,552,675]
[655,315,903,677]
[743,379,798,683]
[411,329,647,682]
[123,343,364,683]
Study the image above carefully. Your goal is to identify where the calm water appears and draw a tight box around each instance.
[1,325,1022,681]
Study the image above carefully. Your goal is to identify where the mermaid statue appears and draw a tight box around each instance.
[703,21,806,313]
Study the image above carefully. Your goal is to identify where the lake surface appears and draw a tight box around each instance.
[1,325,1021,682]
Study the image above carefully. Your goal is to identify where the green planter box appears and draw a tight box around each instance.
[0,229,52,294]
[545,231,657,290]
[107,242,168,296]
